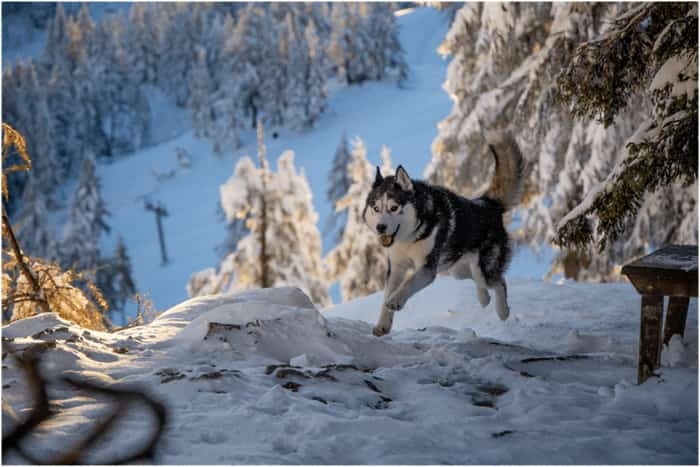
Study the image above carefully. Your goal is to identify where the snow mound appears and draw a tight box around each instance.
[172,287,353,366]
[2,312,76,340]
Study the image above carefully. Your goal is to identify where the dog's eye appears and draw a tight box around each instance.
[373,206,380,213]
[390,205,398,212]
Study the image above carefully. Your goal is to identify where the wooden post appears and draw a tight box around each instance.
[638,294,663,384]
[145,202,169,266]
[256,120,270,288]
[663,296,690,345]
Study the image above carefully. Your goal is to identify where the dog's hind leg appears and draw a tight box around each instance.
[466,254,491,308]
[493,278,509,321]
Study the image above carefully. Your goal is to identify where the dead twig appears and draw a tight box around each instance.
[2,355,168,465]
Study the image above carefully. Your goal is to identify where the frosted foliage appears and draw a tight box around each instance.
[427,2,695,280]
[9,259,101,330]
[325,138,390,302]
[193,152,330,307]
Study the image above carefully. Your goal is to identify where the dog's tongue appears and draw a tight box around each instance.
[380,234,392,247]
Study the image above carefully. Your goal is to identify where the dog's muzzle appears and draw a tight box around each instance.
[379,224,400,248]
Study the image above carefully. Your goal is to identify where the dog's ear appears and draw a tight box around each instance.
[373,166,383,188]
[395,165,413,191]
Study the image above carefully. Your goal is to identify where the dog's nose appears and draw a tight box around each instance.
[377,224,387,234]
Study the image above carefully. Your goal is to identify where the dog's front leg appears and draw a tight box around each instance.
[384,265,437,312]
[373,259,408,337]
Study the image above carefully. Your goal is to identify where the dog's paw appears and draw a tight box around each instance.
[496,303,510,321]
[477,288,491,307]
[372,325,390,337]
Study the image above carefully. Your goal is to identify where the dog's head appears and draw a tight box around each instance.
[363,165,417,248]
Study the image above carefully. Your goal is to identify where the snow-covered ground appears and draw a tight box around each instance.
[2,279,697,464]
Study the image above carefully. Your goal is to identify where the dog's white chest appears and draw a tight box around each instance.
[388,228,437,270]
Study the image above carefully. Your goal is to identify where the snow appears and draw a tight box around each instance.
[649,53,698,99]
[2,278,697,464]
[634,250,698,272]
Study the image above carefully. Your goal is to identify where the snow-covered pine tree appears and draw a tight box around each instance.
[95,14,150,157]
[41,3,69,69]
[280,11,328,130]
[157,4,203,106]
[225,5,273,130]
[127,3,161,85]
[556,2,698,256]
[229,4,284,128]
[303,20,328,126]
[190,125,330,306]
[365,2,408,83]
[282,12,307,130]
[425,3,676,280]
[325,132,353,240]
[14,175,59,261]
[20,62,60,194]
[329,3,406,85]
[97,237,137,325]
[324,137,391,302]
[61,153,110,277]
[328,2,369,84]
[188,46,213,138]
[208,13,248,152]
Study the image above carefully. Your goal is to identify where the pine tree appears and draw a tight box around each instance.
[556,3,698,254]
[21,62,60,194]
[190,125,330,306]
[304,20,328,126]
[365,2,408,83]
[324,137,390,301]
[282,12,308,130]
[229,5,280,128]
[188,46,213,138]
[95,15,150,157]
[127,3,160,85]
[325,132,353,240]
[328,2,365,84]
[14,175,59,261]
[61,153,110,276]
[210,14,252,151]
[157,4,203,106]
[41,3,69,69]
[97,237,137,325]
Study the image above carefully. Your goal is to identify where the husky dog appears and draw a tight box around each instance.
[363,132,524,336]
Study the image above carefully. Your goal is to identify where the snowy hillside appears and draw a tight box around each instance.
[2,279,697,464]
[91,7,550,314]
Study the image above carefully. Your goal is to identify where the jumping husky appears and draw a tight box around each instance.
[363,131,524,336]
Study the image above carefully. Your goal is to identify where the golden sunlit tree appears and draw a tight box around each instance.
[2,123,109,330]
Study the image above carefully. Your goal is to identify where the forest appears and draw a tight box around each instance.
[2,2,697,327]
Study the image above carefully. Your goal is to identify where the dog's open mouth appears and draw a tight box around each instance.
[379,225,400,248]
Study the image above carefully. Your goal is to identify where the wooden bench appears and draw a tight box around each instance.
[621,245,698,384]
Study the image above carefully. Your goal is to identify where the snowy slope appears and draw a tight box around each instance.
[2,279,697,464]
[93,7,551,315]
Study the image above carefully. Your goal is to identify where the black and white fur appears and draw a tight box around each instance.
[363,131,524,336]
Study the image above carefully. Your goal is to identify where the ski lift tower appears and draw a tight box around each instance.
[145,201,170,266]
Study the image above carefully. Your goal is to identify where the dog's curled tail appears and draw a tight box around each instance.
[482,131,524,210]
